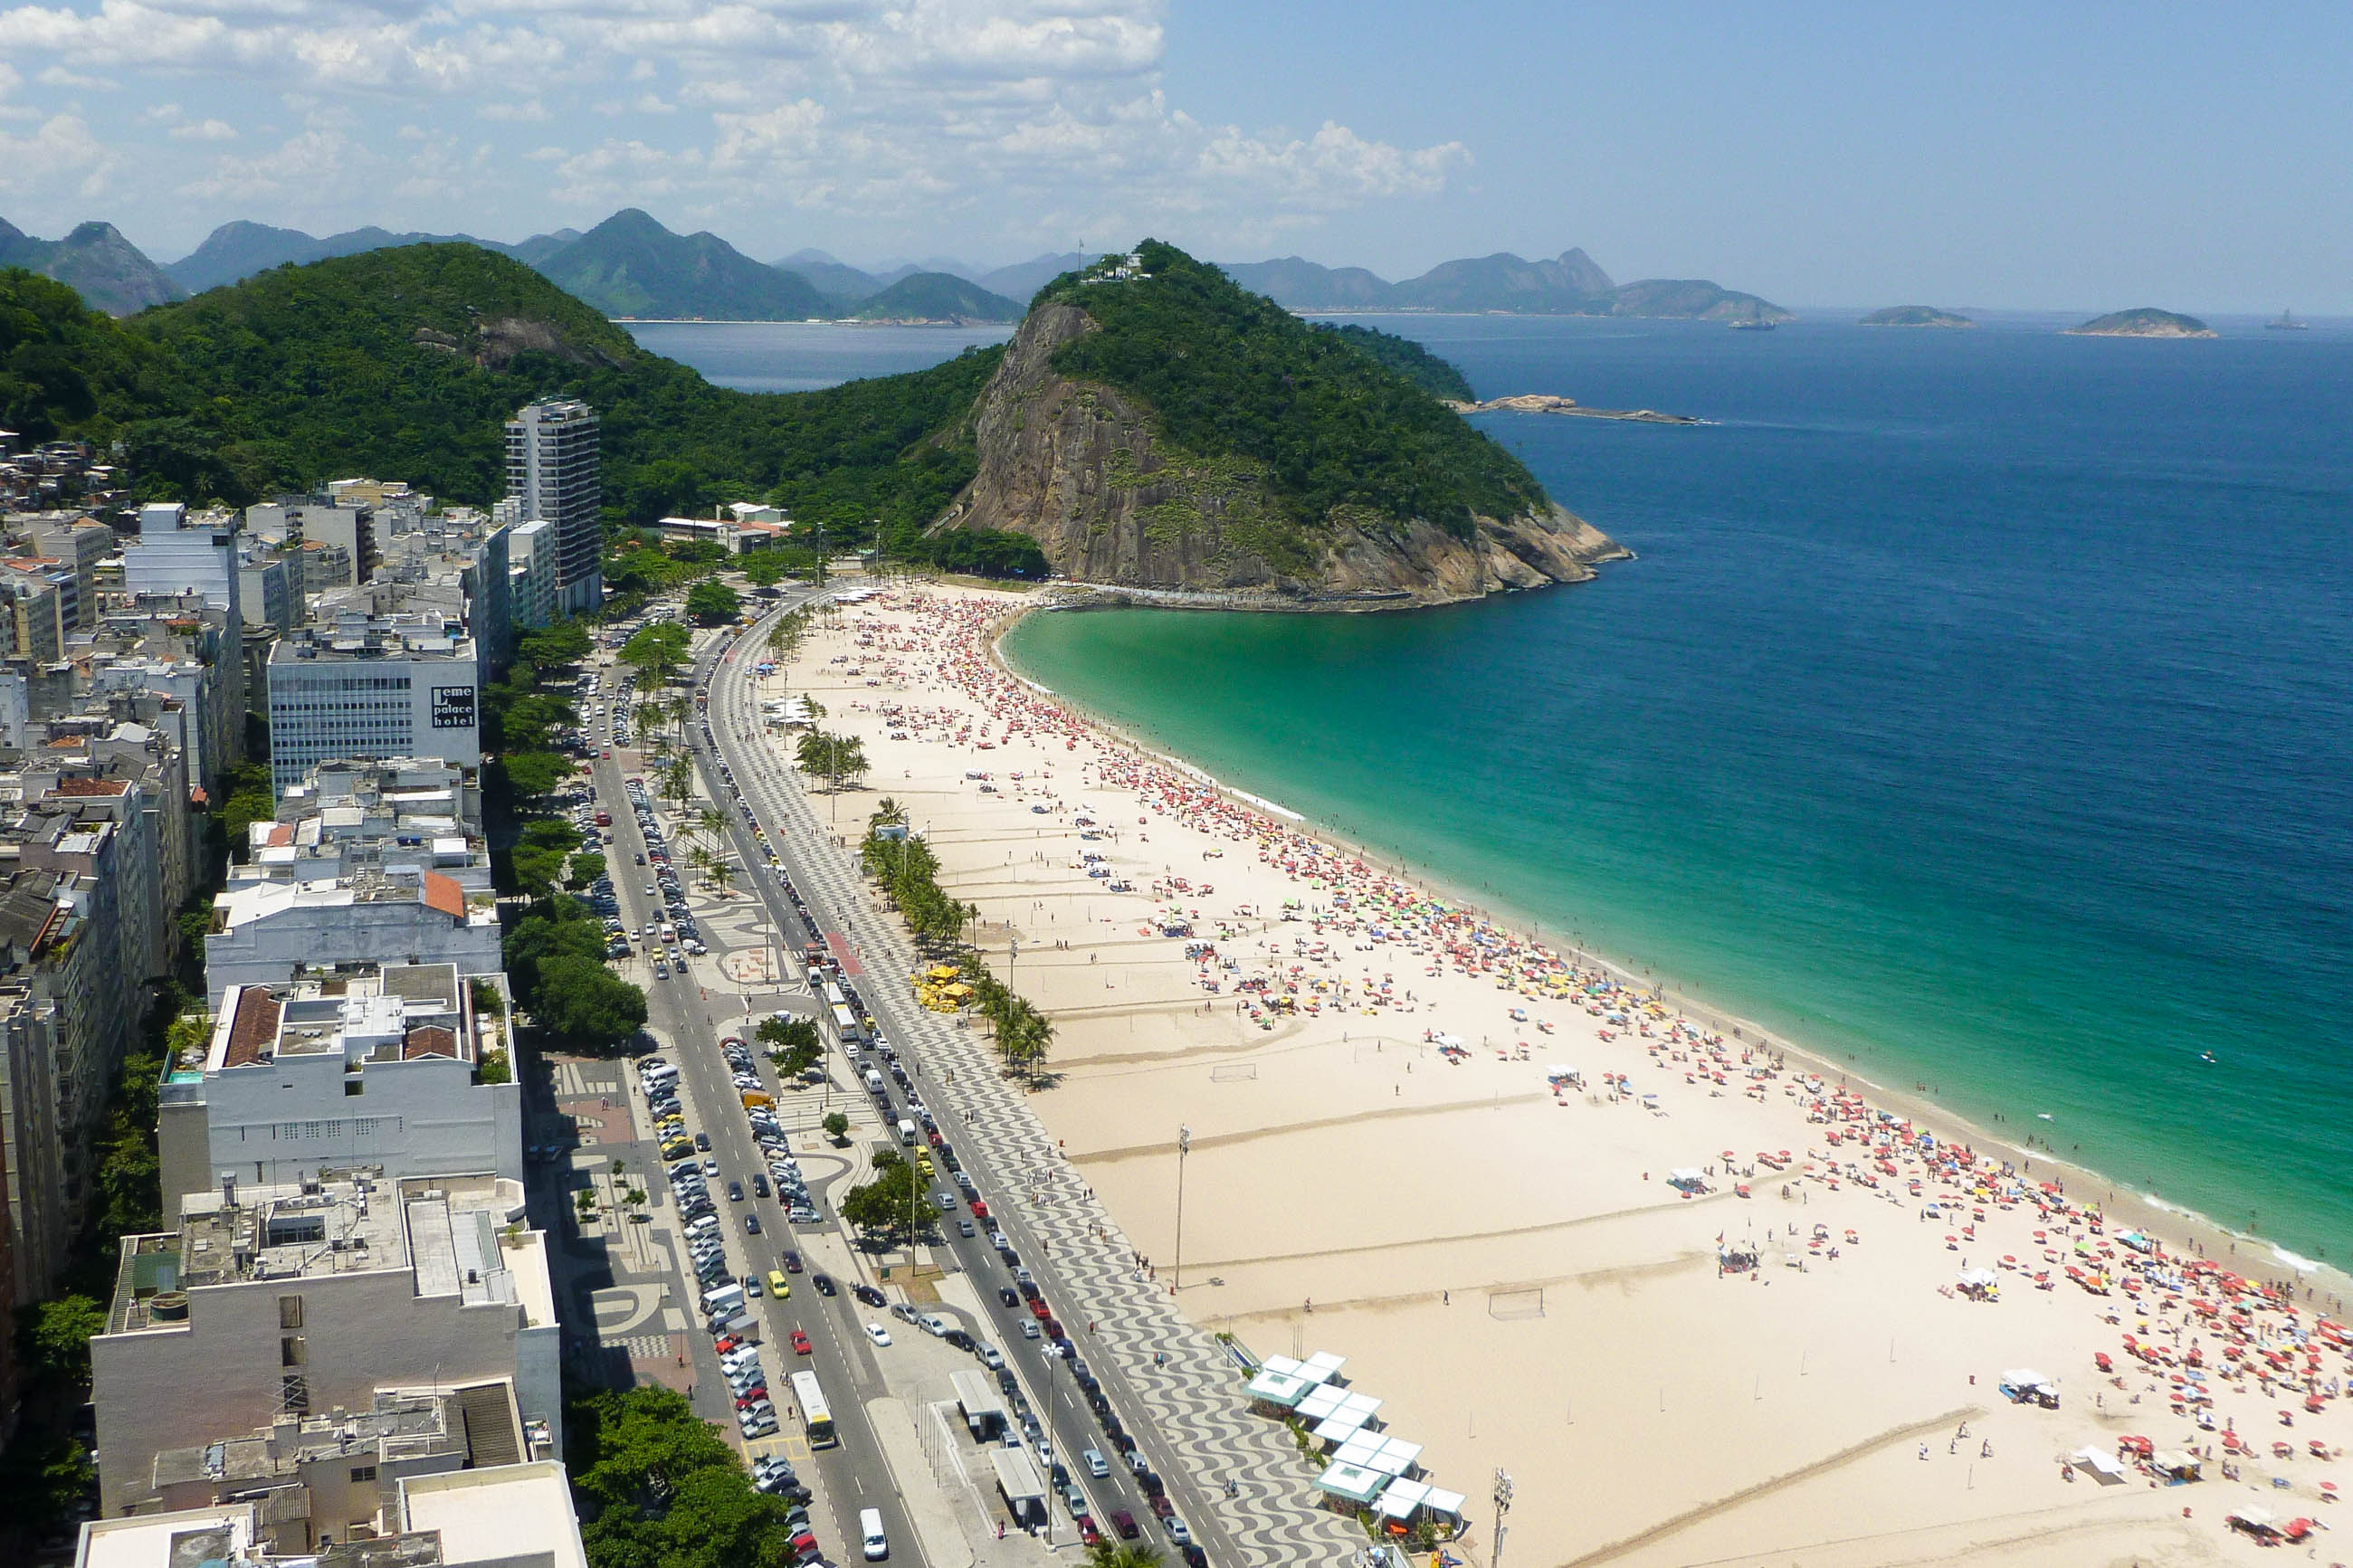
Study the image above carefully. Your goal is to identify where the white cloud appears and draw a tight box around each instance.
[37,62,113,87]
[0,0,1468,250]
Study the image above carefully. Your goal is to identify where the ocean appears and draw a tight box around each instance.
[633,311,2353,1269]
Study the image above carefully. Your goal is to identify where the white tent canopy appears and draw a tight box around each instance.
[2070,1446,2127,1481]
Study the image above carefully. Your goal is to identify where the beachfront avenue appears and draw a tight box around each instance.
[687,594,1368,1567]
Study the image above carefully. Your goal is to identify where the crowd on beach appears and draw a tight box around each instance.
[789,585,2348,1528]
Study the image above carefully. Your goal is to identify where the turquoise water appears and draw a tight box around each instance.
[992,316,2353,1267]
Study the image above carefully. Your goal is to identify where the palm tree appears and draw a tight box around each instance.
[1086,1541,1163,1568]
[869,797,907,832]
[697,807,728,845]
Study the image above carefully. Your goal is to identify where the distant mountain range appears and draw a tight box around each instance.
[0,209,1786,326]
[1218,248,1791,321]
[0,217,183,314]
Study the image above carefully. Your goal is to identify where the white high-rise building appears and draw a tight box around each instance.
[264,612,481,796]
[503,399,601,616]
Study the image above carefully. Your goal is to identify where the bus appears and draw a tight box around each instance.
[790,1370,837,1449]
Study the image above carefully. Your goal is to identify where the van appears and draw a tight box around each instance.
[863,1069,885,1094]
[896,1119,917,1146]
[859,1507,889,1561]
[700,1282,746,1316]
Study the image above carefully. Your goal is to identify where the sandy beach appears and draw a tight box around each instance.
[758,580,2350,1567]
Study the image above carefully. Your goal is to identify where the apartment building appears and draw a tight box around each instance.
[75,1453,586,1567]
[503,400,600,616]
[265,613,481,796]
[90,1170,559,1517]
[157,962,521,1225]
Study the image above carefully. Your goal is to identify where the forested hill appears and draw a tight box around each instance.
[1034,241,1543,538]
[941,241,1624,604]
[0,244,997,545]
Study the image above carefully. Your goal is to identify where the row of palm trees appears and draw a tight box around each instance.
[861,799,1054,1080]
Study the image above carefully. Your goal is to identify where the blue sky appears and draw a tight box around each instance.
[0,0,2342,311]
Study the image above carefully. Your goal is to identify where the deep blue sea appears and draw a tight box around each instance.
[634,311,2353,1268]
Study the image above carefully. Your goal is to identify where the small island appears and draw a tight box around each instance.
[1861,306,1975,328]
[2065,308,2216,338]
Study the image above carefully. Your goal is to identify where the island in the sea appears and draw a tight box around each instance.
[1443,393,1704,424]
[2065,307,2216,338]
[1860,305,1975,328]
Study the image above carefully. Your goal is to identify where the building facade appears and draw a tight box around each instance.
[503,400,600,616]
[264,613,481,796]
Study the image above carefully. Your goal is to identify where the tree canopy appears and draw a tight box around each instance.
[1039,241,1546,541]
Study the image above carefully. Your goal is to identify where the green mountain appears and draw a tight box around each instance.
[776,250,896,302]
[942,241,1624,603]
[1388,248,1616,311]
[532,210,835,320]
[1861,305,1976,328]
[1215,256,1396,309]
[0,218,182,315]
[1308,322,1474,401]
[2065,308,2216,338]
[1,245,991,545]
[854,272,1024,322]
[167,220,588,292]
[1215,247,1786,321]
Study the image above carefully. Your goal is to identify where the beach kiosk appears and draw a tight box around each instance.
[1958,1268,2001,1302]
[2152,1449,2204,1484]
[1998,1368,2059,1409]
[1667,1167,1710,1195]
[989,1447,1048,1528]
[952,1368,1008,1440]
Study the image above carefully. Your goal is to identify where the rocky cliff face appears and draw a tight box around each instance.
[940,302,1627,608]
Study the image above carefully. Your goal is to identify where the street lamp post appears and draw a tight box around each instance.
[1491,1468,1514,1568]
[1173,1125,1192,1292]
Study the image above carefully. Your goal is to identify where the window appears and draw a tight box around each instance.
[281,1335,306,1367]
[278,1294,304,1330]
[280,1374,310,1413]
[348,1465,376,1484]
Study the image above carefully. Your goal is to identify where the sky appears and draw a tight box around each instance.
[0,0,2345,311]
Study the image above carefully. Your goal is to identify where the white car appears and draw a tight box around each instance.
[864,1323,892,1347]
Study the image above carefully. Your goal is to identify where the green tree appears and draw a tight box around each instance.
[514,619,591,667]
[740,552,786,587]
[620,622,691,687]
[821,1111,850,1144]
[684,579,741,623]
[476,1048,513,1085]
[18,1297,104,1387]
[756,1014,822,1075]
[567,851,607,889]
[840,1160,923,1243]
[531,955,649,1051]
[499,750,575,801]
[1087,1543,1165,1568]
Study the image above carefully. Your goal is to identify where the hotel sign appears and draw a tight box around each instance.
[431,686,477,730]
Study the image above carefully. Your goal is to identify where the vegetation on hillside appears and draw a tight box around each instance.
[854,271,1023,322]
[0,245,1001,549]
[1310,321,1475,402]
[1039,242,1548,540]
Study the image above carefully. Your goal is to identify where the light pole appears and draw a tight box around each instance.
[1491,1468,1514,1568]
[1173,1125,1192,1292]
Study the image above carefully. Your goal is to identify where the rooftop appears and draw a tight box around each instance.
[205,965,472,1073]
[107,1173,546,1335]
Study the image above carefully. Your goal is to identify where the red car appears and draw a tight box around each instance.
[735,1386,768,1409]
[968,1198,990,1220]
[1030,1298,1052,1321]
[1077,1516,1101,1546]
[1149,1494,1175,1520]
[791,1330,812,1355]
[713,1335,743,1354]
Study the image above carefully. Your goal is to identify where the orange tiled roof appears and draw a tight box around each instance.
[421,871,464,919]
